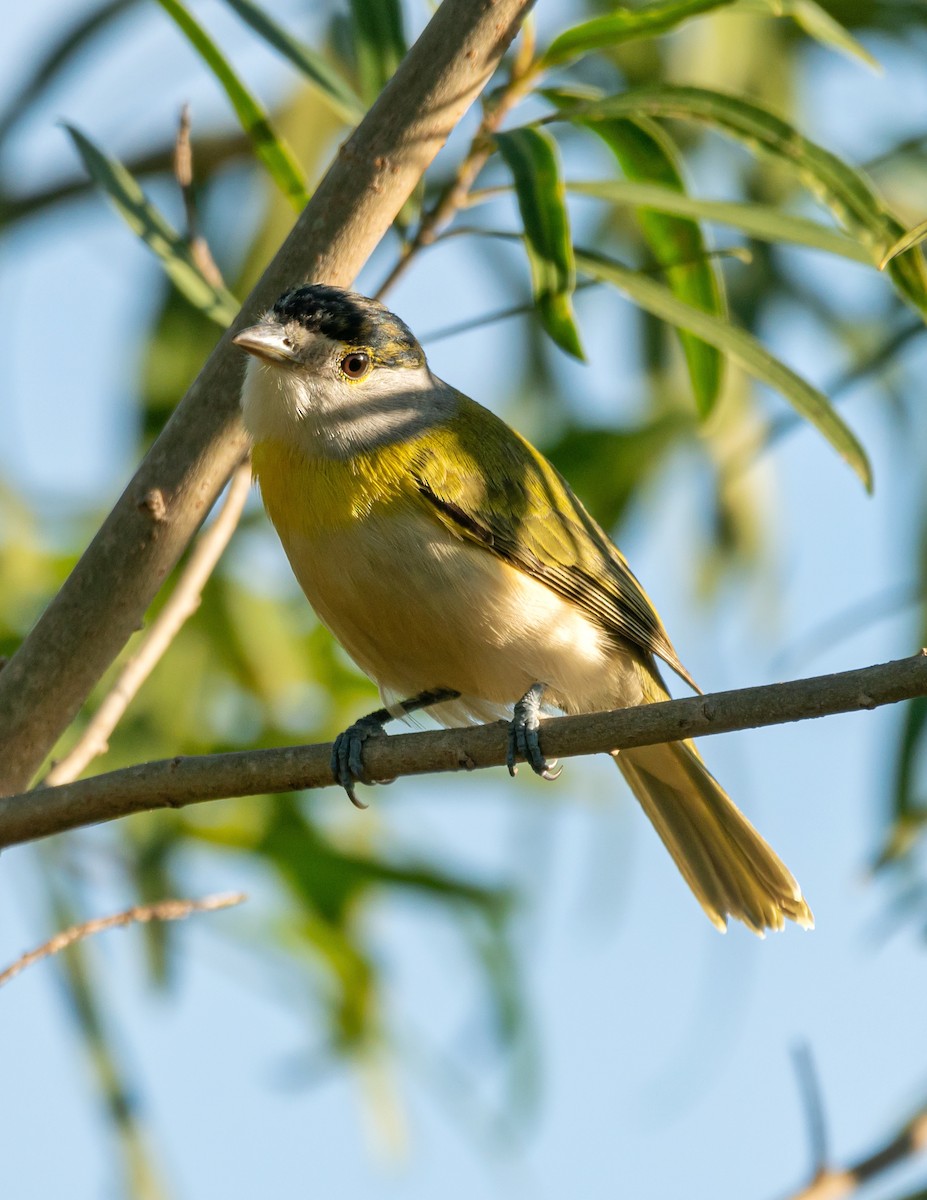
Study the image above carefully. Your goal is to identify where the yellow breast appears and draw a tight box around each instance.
[252,438,415,538]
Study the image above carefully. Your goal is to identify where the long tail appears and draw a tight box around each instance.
[614,740,813,935]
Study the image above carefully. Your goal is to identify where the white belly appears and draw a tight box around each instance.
[277,506,645,725]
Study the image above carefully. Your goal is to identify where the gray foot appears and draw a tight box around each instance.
[507,683,562,781]
[331,714,387,808]
[332,687,460,808]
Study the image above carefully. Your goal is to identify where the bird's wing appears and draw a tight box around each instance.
[407,393,698,691]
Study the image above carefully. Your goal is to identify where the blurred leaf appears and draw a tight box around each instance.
[349,0,406,104]
[544,412,693,530]
[881,218,927,269]
[155,0,310,210]
[0,0,141,147]
[2,128,252,232]
[541,0,737,66]
[127,823,183,988]
[496,127,585,359]
[569,180,874,262]
[64,125,239,326]
[41,862,169,1199]
[220,0,364,124]
[184,797,513,1049]
[755,0,881,69]
[577,248,873,489]
[550,86,927,314]
[579,115,726,416]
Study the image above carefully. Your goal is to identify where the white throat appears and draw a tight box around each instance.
[241,358,457,459]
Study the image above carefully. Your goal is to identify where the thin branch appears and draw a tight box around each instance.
[174,102,225,289]
[2,652,925,850]
[0,892,246,987]
[782,1103,927,1200]
[791,1042,830,1184]
[43,459,252,787]
[374,22,540,300]
[0,0,536,797]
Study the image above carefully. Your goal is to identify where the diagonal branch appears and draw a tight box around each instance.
[43,459,252,787]
[0,0,537,797]
[2,652,925,850]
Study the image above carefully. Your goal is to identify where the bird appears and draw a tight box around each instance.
[234,283,813,936]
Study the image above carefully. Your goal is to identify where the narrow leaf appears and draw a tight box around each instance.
[156,0,310,210]
[577,248,872,489]
[880,218,927,269]
[549,86,927,314]
[542,0,737,65]
[581,116,726,416]
[65,125,239,326]
[349,0,406,104]
[569,180,874,262]
[496,128,584,359]
[220,0,364,125]
[758,0,880,70]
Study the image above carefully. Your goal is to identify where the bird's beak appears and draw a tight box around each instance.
[232,323,299,364]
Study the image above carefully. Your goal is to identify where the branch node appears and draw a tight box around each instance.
[137,489,168,522]
[858,692,876,710]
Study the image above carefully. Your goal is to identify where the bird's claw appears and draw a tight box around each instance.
[331,715,386,808]
[507,684,562,782]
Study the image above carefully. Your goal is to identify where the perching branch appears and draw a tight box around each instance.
[2,653,925,851]
[0,892,246,988]
[0,0,536,797]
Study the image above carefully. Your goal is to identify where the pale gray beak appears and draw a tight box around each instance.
[232,323,299,364]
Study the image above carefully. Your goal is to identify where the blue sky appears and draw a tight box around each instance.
[2,2,927,1198]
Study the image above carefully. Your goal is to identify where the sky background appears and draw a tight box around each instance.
[2,1,927,1198]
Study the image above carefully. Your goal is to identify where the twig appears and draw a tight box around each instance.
[782,1104,927,1200]
[374,22,540,299]
[0,892,246,988]
[44,459,252,787]
[174,103,225,289]
[2,652,925,850]
[0,0,537,797]
[791,1042,830,1184]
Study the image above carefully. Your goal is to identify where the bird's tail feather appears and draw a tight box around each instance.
[613,740,813,935]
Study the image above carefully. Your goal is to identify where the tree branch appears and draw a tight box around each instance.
[42,459,252,787]
[783,1103,927,1200]
[0,892,246,988]
[0,0,536,796]
[2,653,924,851]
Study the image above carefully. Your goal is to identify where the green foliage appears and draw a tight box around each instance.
[155,0,310,209]
[64,125,239,326]
[496,127,584,359]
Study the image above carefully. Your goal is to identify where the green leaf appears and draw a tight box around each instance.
[880,218,927,269]
[549,86,927,314]
[64,125,239,326]
[542,0,738,66]
[580,116,726,416]
[577,248,872,489]
[569,179,875,262]
[496,128,584,360]
[544,412,692,530]
[220,0,365,125]
[155,0,310,211]
[349,0,406,104]
[754,0,881,70]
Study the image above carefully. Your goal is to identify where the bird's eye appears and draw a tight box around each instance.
[340,351,371,380]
